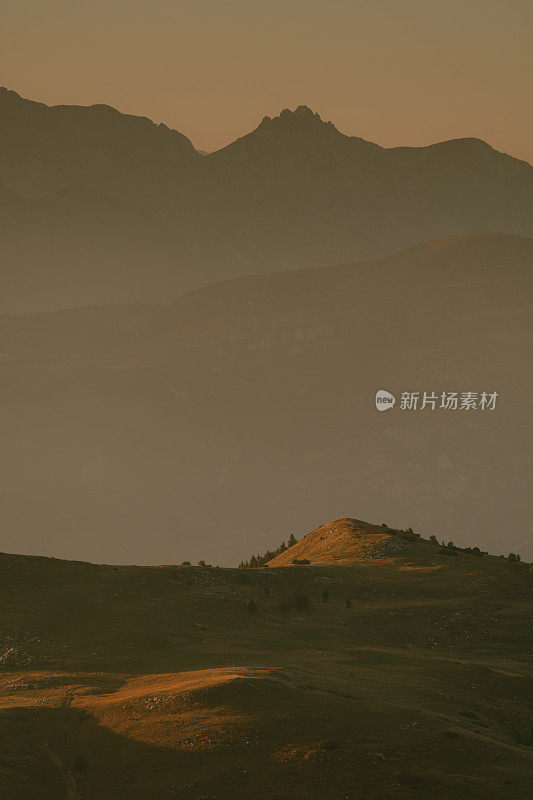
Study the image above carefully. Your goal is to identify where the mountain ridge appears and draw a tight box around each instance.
[4,88,528,164]
[2,87,533,313]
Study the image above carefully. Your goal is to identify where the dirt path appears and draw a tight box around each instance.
[40,742,78,800]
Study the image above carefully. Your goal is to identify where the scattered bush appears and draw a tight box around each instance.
[278,591,310,614]
[345,598,352,608]
[321,590,330,602]
[401,529,419,541]
[239,537,291,568]
[247,599,257,614]
[429,535,486,557]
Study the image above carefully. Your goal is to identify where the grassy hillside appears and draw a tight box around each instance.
[0,522,531,799]
[267,518,416,566]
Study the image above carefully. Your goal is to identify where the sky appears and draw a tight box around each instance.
[1,0,532,159]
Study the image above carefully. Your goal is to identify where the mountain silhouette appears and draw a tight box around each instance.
[1,89,532,312]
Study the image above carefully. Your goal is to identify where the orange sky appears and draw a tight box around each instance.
[2,0,532,161]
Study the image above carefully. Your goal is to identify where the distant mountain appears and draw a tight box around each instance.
[1,89,532,312]
[1,233,531,564]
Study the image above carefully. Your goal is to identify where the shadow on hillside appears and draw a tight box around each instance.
[0,673,531,800]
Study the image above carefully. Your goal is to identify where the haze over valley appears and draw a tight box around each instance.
[2,232,532,565]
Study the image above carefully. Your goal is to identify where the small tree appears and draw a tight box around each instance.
[429,535,438,545]
[321,589,330,602]
[345,598,352,609]
[288,533,298,548]
[247,599,257,614]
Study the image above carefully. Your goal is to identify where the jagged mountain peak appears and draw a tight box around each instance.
[257,104,337,133]
[280,104,325,121]
[211,103,380,162]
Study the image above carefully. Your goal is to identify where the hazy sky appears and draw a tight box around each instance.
[2,0,532,160]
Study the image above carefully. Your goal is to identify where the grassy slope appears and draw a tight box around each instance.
[267,518,411,566]
[0,535,532,800]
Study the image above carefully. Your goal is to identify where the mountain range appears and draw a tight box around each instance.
[1,88,533,313]
[2,232,531,564]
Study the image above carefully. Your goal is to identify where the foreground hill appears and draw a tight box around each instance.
[1,88,533,311]
[1,232,531,565]
[267,518,417,566]
[0,529,531,799]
